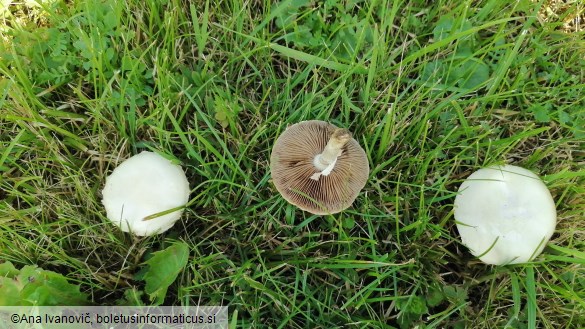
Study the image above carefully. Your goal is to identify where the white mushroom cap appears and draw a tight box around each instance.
[454,165,557,265]
[270,120,369,215]
[102,151,190,236]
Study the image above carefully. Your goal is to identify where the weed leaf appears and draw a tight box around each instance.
[0,262,89,306]
[143,241,190,305]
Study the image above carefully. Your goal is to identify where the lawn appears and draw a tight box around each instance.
[1,0,584,327]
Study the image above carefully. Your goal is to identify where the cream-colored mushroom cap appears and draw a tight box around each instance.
[270,120,369,215]
[102,151,190,236]
[454,165,557,265]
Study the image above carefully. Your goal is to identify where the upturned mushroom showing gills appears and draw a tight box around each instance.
[453,165,557,265]
[270,120,369,215]
[102,151,190,236]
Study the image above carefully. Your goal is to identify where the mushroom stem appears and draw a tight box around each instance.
[313,128,352,171]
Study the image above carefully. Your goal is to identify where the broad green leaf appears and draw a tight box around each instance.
[19,267,89,306]
[273,0,310,29]
[433,17,474,42]
[408,295,428,315]
[443,285,468,303]
[529,104,551,123]
[0,263,88,306]
[103,10,118,31]
[0,261,19,277]
[433,16,455,41]
[558,110,571,125]
[421,59,448,82]
[456,58,490,90]
[343,216,355,229]
[426,287,444,307]
[25,281,89,306]
[0,277,21,305]
[143,241,190,305]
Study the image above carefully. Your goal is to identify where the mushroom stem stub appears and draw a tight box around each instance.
[313,128,351,172]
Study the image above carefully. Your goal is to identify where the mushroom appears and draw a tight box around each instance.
[270,120,369,215]
[102,151,190,236]
[453,164,557,265]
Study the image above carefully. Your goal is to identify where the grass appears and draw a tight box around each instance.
[1,0,584,327]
